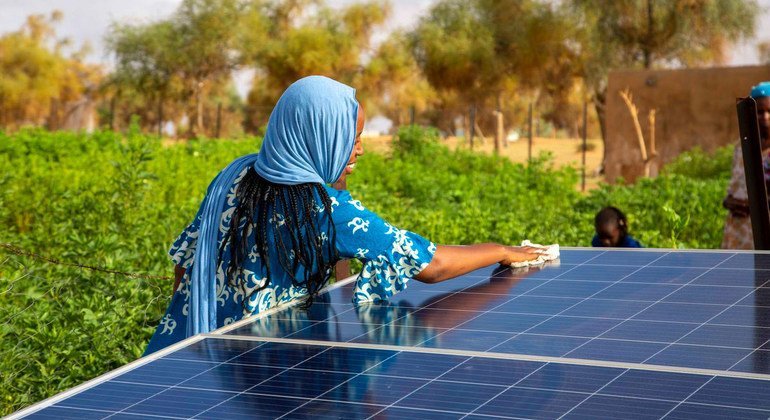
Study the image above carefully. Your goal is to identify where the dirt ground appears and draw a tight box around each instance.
[363,134,605,192]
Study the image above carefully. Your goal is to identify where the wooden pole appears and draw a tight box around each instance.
[157,96,163,138]
[528,103,533,164]
[469,105,476,150]
[582,101,588,192]
[215,102,222,139]
[409,105,415,125]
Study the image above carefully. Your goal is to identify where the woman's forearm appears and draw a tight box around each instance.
[415,243,539,284]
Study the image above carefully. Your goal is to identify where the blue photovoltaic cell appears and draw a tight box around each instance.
[17,249,770,419]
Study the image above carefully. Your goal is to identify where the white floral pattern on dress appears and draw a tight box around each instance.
[146,183,435,355]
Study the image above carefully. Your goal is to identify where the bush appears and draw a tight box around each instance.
[0,126,730,414]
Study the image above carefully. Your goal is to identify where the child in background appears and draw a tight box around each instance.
[592,206,643,248]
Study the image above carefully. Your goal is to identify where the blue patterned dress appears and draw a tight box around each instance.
[145,169,436,354]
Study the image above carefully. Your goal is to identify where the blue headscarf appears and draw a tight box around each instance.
[187,76,359,336]
[751,82,770,99]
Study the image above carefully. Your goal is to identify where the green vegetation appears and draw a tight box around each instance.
[0,126,731,414]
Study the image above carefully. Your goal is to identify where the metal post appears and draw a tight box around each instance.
[737,97,770,250]
[582,101,588,192]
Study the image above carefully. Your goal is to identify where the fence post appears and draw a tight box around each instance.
[528,103,533,164]
[582,100,588,192]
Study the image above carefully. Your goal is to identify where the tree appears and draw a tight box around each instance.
[241,0,390,132]
[0,12,101,130]
[570,0,759,161]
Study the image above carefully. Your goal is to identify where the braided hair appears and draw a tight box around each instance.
[219,167,339,310]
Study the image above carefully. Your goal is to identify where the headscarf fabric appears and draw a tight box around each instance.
[254,75,359,184]
[187,76,358,336]
[750,81,770,99]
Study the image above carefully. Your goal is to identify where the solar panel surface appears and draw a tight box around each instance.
[11,249,770,419]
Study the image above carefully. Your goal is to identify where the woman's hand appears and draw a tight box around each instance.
[499,246,545,266]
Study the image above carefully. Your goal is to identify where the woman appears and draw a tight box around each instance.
[145,76,542,355]
[722,81,770,249]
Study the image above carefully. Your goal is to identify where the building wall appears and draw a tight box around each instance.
[605,65,770,183]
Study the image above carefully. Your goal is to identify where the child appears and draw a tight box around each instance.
[591,206,643,248]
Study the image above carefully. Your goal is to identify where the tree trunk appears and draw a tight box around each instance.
[593,88,608,173]
[194,81,204,137]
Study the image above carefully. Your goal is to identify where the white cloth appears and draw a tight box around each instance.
[509,240,560,268]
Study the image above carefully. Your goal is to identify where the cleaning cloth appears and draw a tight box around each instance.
[510,240,560,268]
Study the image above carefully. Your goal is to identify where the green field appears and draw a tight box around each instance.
[0,125,732,414]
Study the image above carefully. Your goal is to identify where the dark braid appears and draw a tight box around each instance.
[220,167,339,310]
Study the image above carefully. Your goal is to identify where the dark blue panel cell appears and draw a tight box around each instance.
[296,347,396,373]
[600,320,696,342]
[688,376,770,411]
[633,302,728,323]
[397,380,503,413]
[528,316,621,337]
[169,338,263,362]
[739,287,770,306]
[286,320,379,342]
[195,393,305,418]
[491,334,588,357]
[559,249,605,265]
[224,318,317,338]
[565,339,666,363]
[475,387,586,419]
[441,357,544,386]
[426,292,512,312]
[517,363,621,393]
[563,395,676,419]
[422,330,513,351]
[709,304,759,327]
[457,312,549,333]
[179,363,283,392]
[526,280,608,299]
[320,374,426,405]
[720,253,770,270]
[408,308,483,329]
[26,406,108,419]
[650,252,733,268]
[123,387,234,417]
[645,344,751,370]
[620,266,707,285]
[586,250,668,266]
[666,403,770,420]
[251,368,355,398]
[116,358,219,386]
[599,370,709,401]
[679,325,761,349]
[459,277,547,296]
[693,268,762,286]
[44,381,164,412]
[377,407,464,419]
[558,265,640,282]
[593,283,679,301]
[662,285,752,305]
[230,342,325,368]
[283,400,386,419]
[730,350,770,374]
[495,296,583,315]
[367,352,468,380]
[561,299,651,319]
[520,264,578,280]
[351,325,443,347]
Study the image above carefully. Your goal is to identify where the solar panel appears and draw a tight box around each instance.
[11,249,770,419]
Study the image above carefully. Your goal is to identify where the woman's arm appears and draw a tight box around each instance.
[415,243,542,284]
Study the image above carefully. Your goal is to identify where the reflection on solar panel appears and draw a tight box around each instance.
[11,249,770,419]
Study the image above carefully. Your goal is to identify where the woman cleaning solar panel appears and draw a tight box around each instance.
[144,76,545,355]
